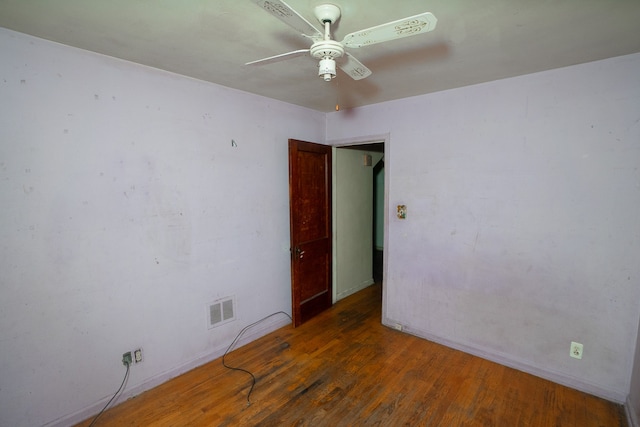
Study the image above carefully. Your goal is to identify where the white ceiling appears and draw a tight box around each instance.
[1,0,639,112]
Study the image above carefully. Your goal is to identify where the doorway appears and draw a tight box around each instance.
[333,141,385,303]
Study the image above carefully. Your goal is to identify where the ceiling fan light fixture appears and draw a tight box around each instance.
[318,58,336,81]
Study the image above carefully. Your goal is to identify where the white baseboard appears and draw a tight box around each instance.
[46,315,291,427]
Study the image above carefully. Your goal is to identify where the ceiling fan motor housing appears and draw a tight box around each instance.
[310,40,344,60]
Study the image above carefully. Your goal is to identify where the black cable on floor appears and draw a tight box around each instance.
[88,361,130,426]
[222,311,292,406]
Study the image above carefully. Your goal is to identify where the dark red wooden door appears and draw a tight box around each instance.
[288,139,332,327]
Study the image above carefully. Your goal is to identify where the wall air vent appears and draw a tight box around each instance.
[208,296,236,329]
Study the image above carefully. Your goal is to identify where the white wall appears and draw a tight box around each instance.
[333,148,382,301]
[0,28,325,427]
[327,53,640,402]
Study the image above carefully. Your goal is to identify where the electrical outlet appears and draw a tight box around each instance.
[570,341,583,359]
[133,348,143,363]
[122,351,132,366]
[394,323,403,331]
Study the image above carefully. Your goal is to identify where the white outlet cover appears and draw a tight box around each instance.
[570,341,583,359]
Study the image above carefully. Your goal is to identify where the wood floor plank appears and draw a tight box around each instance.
[76,283,627,426]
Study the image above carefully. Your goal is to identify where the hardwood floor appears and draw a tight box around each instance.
[77,283,627,426]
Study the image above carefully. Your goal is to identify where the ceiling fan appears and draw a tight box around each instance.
[246,0,437,82]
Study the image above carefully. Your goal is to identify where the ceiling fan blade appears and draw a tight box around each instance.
[341,12,437,48]
[338,53,372,80]
[245,49,310,66]
[251,0,322,40]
